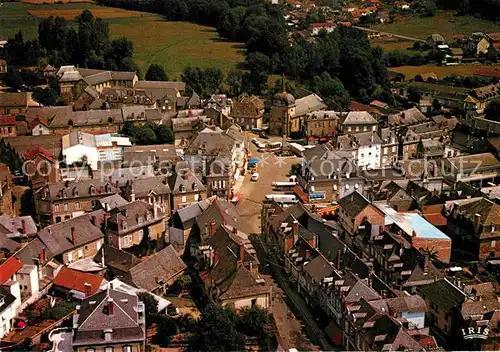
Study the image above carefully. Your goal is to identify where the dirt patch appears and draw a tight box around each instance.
[165,296,200,319]
[29,8,147,19]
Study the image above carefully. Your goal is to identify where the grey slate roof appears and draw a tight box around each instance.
[37,179,119,201]
[128,175,171,198]
[74,289,143,346]
[338,191,371,217]
[37,215,104,256]
[49,109,124,128]
[129,245,186,291]
[342,111,378,125]
[168,168,206,195]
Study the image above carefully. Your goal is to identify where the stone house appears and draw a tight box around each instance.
[105,201,167,250]
[447,198,500,261]
[34,179,119,226]
[72,288,146,352]
[230,94,265,130]
[168,168,207,210]
[37,212,105,265]
[122,176,171,215]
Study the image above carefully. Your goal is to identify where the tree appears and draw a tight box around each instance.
[432,99,442,112]
[5,67,24,91]
[156,316,178,346]
[226,69,243,96]
[32,87,59,106]
[237,306,273,341]
[188,304,245,352]
[176,274,192,292]
[145,64,168,81]
[135,127,157,145]
[288,163,301,177]
[137,292,158,326]
[155,124,174,144]
[485,98,500,121]
[407,86,422,103]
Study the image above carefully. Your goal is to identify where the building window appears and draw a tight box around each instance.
[86,349,95,352]
[392,146,396,153]
[64,203,69,211]
[251,298,257,307]
[194,194,199,201]
[105,348,113,352]
[123,346,132,352]
[182,196,187,203]
[384,148,388,155]
[55,204,60,212]
[67,251,73,263]
[492,240,496,248]
[78,248,84,259]
[75,202,80,210]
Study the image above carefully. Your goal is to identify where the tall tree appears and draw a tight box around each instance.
[145,64,168,81]
[188,304,245,352]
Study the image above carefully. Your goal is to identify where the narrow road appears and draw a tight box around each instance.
[252,236,339,352]
[353,25,426,42]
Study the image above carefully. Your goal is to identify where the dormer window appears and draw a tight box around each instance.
[138,216,143,224]
[192,182,198,191]
[62,189,67,198]
[104,329,112,341]
[73,188,79,197]
[90,186,96,195]
[105,184,111,193]
[146,212,152,221]
[180,184,186,193]
[121,221,127,230]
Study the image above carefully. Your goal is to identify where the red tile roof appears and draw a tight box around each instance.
[0,257,23,284]
[0,116,18,126]
[53,267,104,295]
[311,21,335,28]
[338,21,352,26]
[23,146,55,162]
[29,116,48,130]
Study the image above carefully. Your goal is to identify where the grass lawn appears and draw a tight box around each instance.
[372,10,500,41]
[0,2,244,79]
[389,63,500,79]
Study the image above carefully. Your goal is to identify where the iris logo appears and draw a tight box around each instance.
[462,327,489,340]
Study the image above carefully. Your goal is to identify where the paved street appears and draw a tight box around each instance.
[235,135,338,351]
[237,134,301,235]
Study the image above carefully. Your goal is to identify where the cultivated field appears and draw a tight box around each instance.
[371,37,415,51]
[372,10,500,41]
[109,18,244,79]
[21,0,92,4]
[389,63,500,79]
[29,8,148,19]
[0,2,244,78]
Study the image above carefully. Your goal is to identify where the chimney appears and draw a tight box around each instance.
[71,227,76,244]
[232,225,237,235]
[39,248,45,262]
[424,254,429,275]
[209,221,216,236]
[452,202,459,217]
[293,220,299,237]
[107,298,114,315]
[239,244,245,264]
[474,213,481,233]
[108,176,112,183]
[92,215,98,227]
[115,180,119,190]
[21,219,26,234]
[84,282,91,297]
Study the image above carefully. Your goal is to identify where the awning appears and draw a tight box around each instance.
[293,185,308,203]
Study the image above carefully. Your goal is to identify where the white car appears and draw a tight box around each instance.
[251,172,260,181]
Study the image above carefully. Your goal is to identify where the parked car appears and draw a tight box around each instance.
[259,132,269,139]
[251,172,260,181]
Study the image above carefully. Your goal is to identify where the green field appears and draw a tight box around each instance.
[372,10,500,41]
[0,2,244,79]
